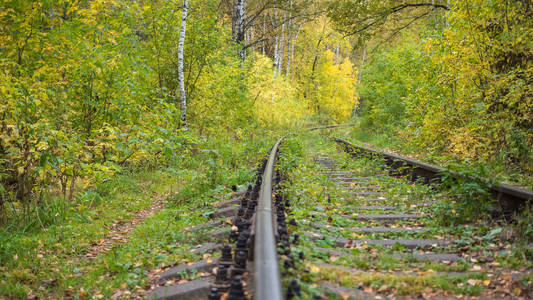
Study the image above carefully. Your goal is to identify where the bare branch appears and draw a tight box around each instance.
[390,3,450,12]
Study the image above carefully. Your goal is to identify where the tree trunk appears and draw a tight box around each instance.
[445,0,450,28]
[273,34,279,78]
[357,48,366,85]
[286,23,291,76]
[285,1,292,76]
[278,12,285,75]
[286,38,292,77]
[287,24,301,77]
[249,26,254,52]
[352,47,366,117]
[178,0,188,129]
[262,17,266,55]
[234,0,246,61]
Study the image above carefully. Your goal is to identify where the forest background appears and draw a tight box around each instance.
[0,0,531,298]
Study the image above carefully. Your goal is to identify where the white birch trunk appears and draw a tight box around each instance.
[286,38,292,77]
[278,13,285,75]
[286,17,292,76]
[235,0,246,61]
[287,24,301,78]
[178,0,188,129]
[273,34,279,78]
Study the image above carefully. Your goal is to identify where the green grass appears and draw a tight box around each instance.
[316,266,487,296]
[0,168,208,298]
[0,166,253,298]
[0,133,271,299]
[277,130,531,299]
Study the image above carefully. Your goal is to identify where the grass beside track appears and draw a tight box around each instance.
[0,169,232,298]
[0,135,274,299]
[278,131,532,299]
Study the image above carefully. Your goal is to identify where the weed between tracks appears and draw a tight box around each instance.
[279,131,532,299]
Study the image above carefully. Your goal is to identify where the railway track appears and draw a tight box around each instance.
[144,134,532,299]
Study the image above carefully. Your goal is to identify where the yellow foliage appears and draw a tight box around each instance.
[314,50,358,122]
[248,54,309,128]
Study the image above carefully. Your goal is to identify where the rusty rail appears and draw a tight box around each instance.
[334,137,533,215]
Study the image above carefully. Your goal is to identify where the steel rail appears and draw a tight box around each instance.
[254,136,285,300]
[306,123,357,131]
[334,138,533,214]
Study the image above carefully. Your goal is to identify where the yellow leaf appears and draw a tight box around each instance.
[308,265,320,273]
[79,288,88,298]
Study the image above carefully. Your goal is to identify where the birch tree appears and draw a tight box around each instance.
[286,24,301,77]
[233,0,246,60]
[178,0,189,129]
[278,12,285,75]
[352,47,365,116]
[273,33,279,78]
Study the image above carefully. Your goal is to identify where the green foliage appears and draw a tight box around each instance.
[0,0,193,222]
[515,203,533,244]
[350,0,532,184]
[433,163,494,225]
[278,136,305,174]
[0,0,338,226]
[357,41,420,133]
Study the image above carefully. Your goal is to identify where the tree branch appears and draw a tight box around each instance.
[390,3,450,12]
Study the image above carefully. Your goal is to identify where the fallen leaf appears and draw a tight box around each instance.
[471,265,482,271]
[378,285,389,292]
[467,279,480,286]
[79,287,88,298]
[309,265,320,273]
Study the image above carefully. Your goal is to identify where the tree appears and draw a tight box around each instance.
[233,0,246,60]
[222,0,314,63]
[327,0,450,44]
[178,0,189,129]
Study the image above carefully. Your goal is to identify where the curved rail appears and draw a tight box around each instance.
[334,137,533,214]
[306,123,357,131]
[254,137,285,300]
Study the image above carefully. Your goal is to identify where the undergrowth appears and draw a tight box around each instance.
[0,133,273,299]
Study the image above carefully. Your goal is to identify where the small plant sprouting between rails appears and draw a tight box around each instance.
[433,163,494,226]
